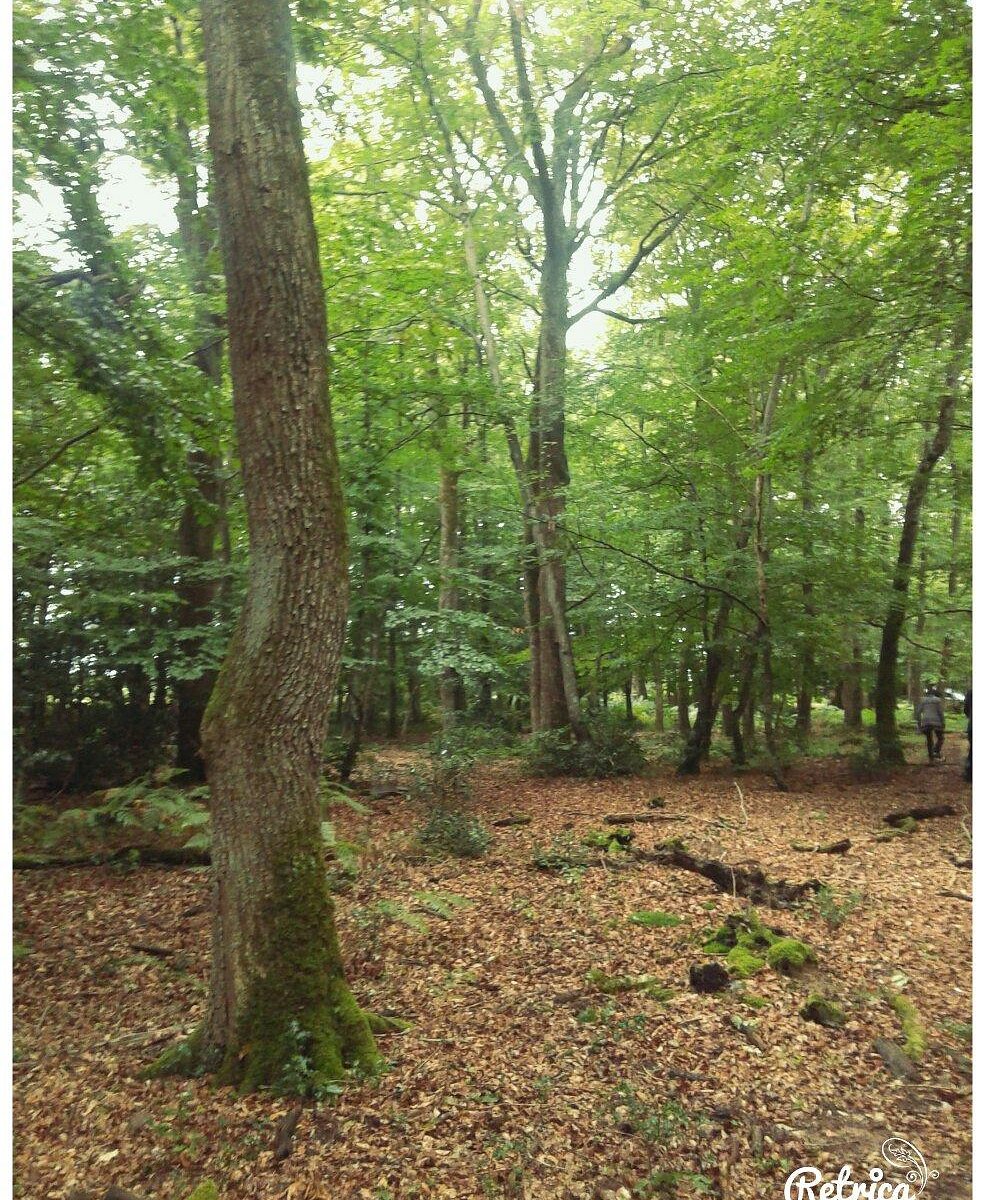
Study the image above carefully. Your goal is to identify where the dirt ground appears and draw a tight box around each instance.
[13,737,972,1200]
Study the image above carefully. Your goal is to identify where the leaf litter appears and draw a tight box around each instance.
[13,744,972,1199]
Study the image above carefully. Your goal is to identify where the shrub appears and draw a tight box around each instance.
[531,832,592,874]
[846,740,885,781]
[813,885,863,929]
[417,806,490,858]
[522,712,647,778]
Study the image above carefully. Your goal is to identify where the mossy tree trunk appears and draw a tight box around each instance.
[192,0,378,1090]
[874,306,969,763]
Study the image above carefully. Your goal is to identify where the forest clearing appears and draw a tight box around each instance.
[11,0,970,1195]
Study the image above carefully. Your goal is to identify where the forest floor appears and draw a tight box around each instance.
[13,736,973,1200]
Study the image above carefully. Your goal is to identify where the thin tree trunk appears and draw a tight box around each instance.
[386,629,399,740]
[794,449,815,743]
[162,0,378,1089]
[907,547,929,703]
[438,462,464,727]
[676,647,692,735]
[939,461,962,688]
[875,307,969,762]
[652,661,665,732]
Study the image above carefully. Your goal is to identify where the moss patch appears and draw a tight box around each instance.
[586,969,672,1001]
[766,938,817,974]
[628,910,682,928]
[726,945,766,979]
[184,1183,219,1200]
[800,995,846,1028]
[886,991,926,1060]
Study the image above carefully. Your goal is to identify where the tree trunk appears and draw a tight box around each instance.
[386,628,399,740]
[652,661,665,732]
[939,460,962,688]
[676,647,692,735]
[623,679,633,722]
[168,68,225,782]
[907,547,929,704]
[162,0,378,1089]
[438,462,464,727]
[875,309,969,762]
[794,450,815,743]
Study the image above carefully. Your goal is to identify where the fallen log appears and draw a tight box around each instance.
[636,842,821,909]
[790,839,851,854]
[604,812,682,825]
[946,851,972,869]
[129,943,176,959]
[13,846,210,870]
[883,804,957,827]
[492,813,532,827]
[940,889,972,902]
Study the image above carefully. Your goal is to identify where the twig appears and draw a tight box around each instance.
[733,781,749,829]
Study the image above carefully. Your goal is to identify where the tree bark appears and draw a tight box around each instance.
[875,309,969,762]
[652,660,665,732]
[159,0,378,1090]
[794,450,815,742]
[939,460,963,688]
[438,461,464,726]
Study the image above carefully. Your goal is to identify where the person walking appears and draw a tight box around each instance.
[915,683,946,763]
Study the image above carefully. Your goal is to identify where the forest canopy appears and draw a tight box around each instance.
[13,0,970,782]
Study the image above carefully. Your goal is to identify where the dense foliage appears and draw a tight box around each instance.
[13,0,970,792]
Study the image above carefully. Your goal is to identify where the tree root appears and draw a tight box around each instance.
[13,846,210,870]
[883,804,957,827]
[790,839,851,854]
[636,841,821,908]
[603,812,681,825]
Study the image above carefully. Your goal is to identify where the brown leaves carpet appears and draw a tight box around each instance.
[13,744,972,1200]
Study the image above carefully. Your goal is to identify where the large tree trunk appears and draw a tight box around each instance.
[163,0,378,1090]
[874,311,969,762]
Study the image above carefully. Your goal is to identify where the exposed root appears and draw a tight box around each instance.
[636,841,821,908]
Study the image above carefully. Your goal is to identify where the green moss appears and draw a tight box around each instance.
[143,1024,209,1080]
[220,845,381,1094]
[365,1012,412,1034]
[628,910,682,928]
[586,969,672,1001]
[726,945,766,979]
[896,816,918,833]
[184,1183,219,1200]
[13,943,31,963]
[704,910,776,956]
[583,828,634,852]
[766,938,817,974]
[739,994,768,1010]
[800,995,846,1028]
[886,991,925,1060]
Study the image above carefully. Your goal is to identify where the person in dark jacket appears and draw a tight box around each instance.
[915,683,945,763]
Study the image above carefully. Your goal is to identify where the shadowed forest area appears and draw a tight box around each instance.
[11,0,971,1196]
